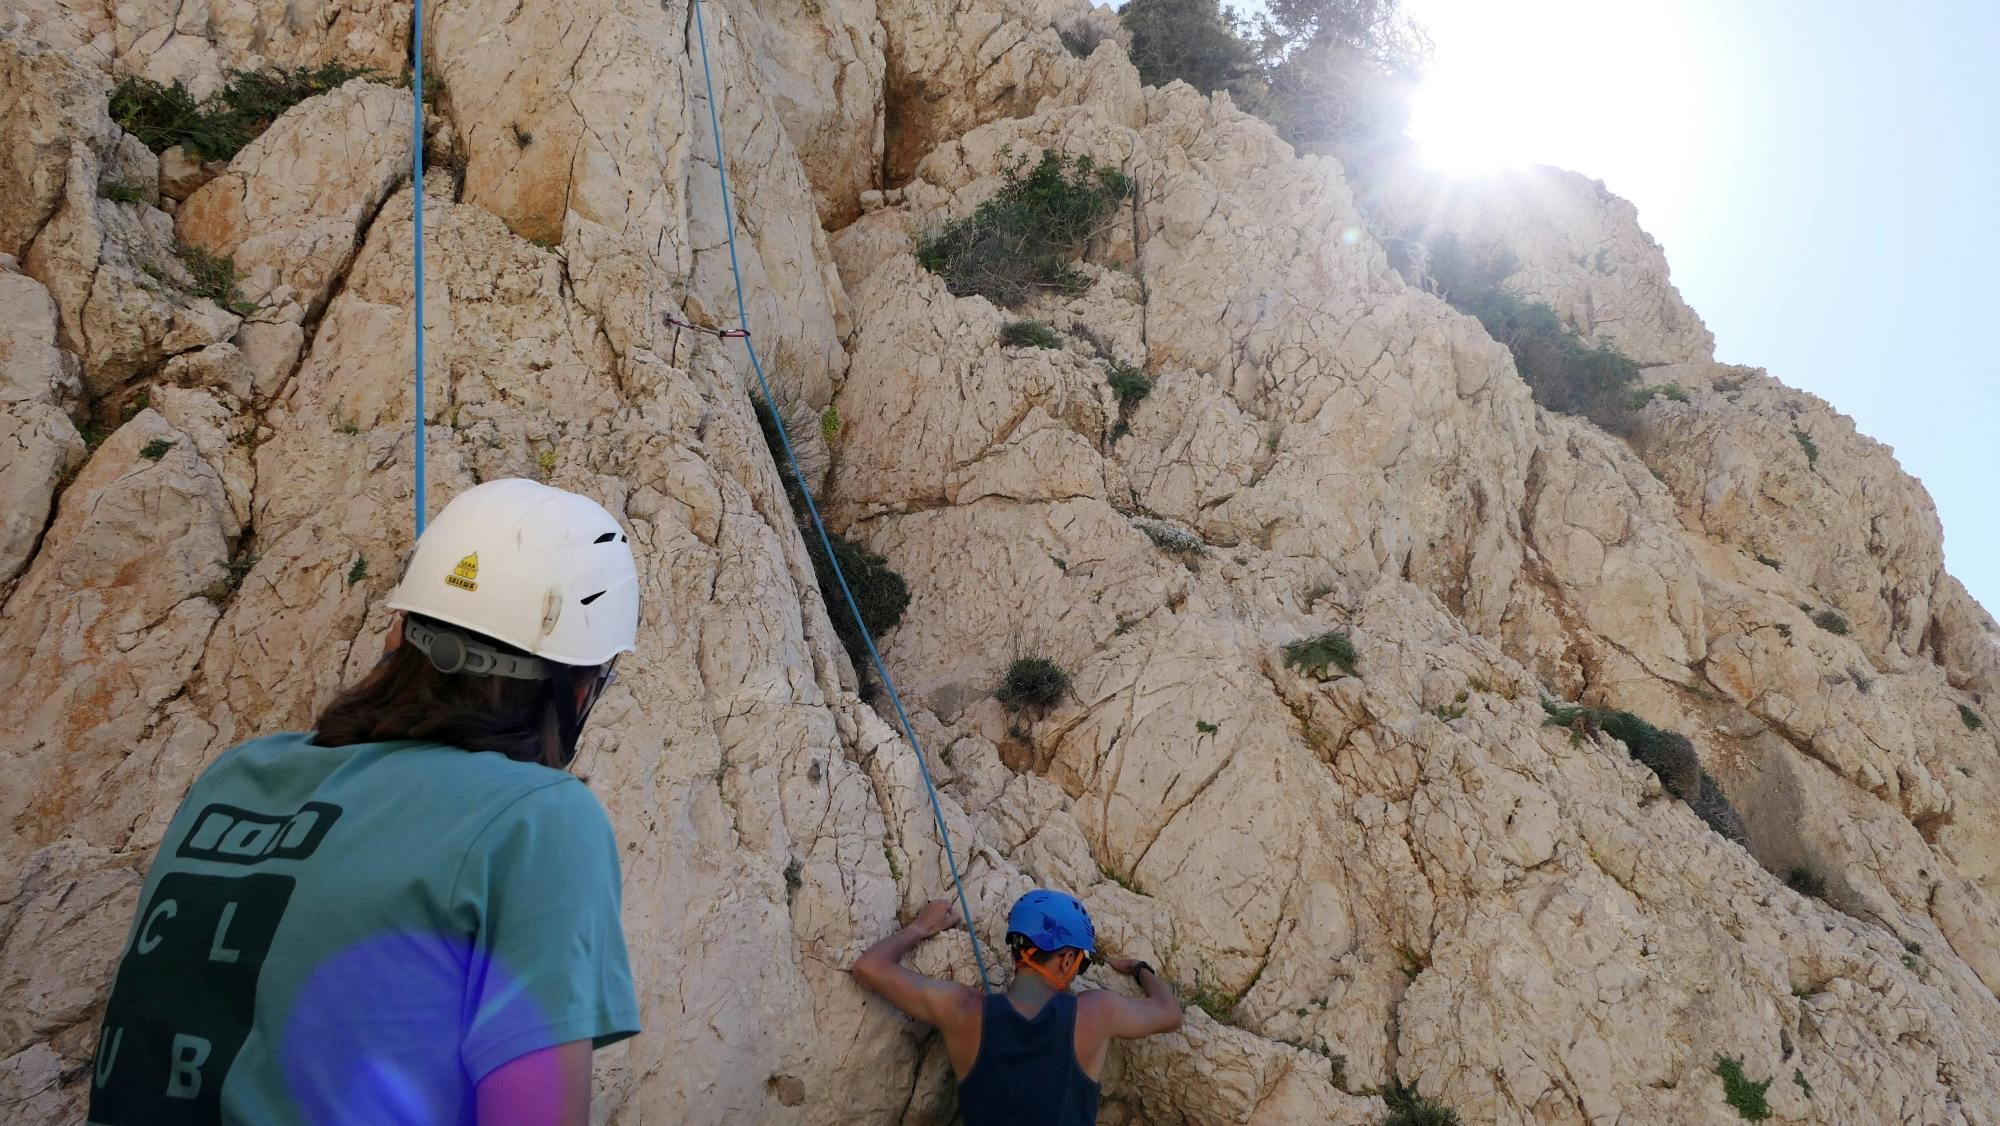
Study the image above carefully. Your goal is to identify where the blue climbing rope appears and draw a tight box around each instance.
[410,0,428,536]
[688,0,993,994]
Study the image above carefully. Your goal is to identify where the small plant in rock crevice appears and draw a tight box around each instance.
[1792,427,1820,468]
[749,395,912,674]
[1381,1077,1461,1126]
[998,657,1070,712]
[1195,720,1219,735]
[1961,703,1986,732]
[999,319,1063,349]
[916,148,1131,307]
[1284,630,1358,677]
[1105,363,1153,407]
[138,438,174,460]
[1713,1055,1772,1121]
[99,181,147,204]
[175,244,258,316]
[204,551,261,602]
[1811,609,1851,636]
[1058,23,1109,58]
[1135,518,1203,555]
[346,557,369,586]
[1786,866,1828,900]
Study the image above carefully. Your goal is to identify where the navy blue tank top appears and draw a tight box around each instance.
[958,991,1100,1126]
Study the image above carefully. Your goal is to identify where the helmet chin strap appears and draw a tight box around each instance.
[1015,945,1083,992]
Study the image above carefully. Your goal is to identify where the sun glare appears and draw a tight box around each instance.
[1399,0,1701,213]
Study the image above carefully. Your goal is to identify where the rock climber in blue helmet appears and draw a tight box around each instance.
[853,888,1183,1124]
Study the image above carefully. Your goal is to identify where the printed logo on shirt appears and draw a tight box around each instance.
[447,552,479,591]
[175,801,342,865]
[89,802,340,1123]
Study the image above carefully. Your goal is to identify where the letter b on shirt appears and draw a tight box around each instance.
[89,873,292,1123]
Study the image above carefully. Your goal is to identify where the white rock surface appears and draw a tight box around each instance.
[2,0,1996,1122]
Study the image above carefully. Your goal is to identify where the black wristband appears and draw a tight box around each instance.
[1129,961,1154,979]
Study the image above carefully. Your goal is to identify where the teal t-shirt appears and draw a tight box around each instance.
[86,733,640,1125]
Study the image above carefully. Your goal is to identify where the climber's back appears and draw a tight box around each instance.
[87,479,643,1125]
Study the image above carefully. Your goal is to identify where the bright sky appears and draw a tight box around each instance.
[1400,0,2000,611]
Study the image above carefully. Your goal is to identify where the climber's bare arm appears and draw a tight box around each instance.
[1073,957,1183,1078]
[476,1040,591,1125]
[1086,957,1183,1037]
[852,898,983,1031]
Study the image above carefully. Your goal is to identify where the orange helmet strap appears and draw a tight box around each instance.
[1014,942,1082,991]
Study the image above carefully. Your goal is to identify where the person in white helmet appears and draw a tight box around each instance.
[87,479,641,1126]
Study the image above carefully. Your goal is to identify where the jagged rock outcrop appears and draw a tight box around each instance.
[3,1,1997,1123]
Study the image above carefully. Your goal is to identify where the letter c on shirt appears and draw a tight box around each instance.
[137,899,178,954]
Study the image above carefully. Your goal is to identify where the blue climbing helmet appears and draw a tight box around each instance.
[1006,889,1096,956]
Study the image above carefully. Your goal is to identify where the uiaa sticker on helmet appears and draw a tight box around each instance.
[446,552,479,591]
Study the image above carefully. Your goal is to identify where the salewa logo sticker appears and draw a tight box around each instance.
[447,552,479,591]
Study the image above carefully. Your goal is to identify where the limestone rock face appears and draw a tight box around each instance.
[3,1,1997,1124]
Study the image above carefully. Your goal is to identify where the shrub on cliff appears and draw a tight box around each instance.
[999,657,1071,711]
[1426,234,1642,433]
[1284,630,1358,677]
[917,149,1131,307]
[1382,1078,1461,1126]
[112,63,373,162]
[1541,702,1699,802]
[999,320,1063,349]
[811,533,911,671]
[1542,700,1748,846]
[1120,0,1427,153]
[751,396,909,672]
[1121,0,1256,94]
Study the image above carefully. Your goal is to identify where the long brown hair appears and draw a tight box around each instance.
[314,618,588,768]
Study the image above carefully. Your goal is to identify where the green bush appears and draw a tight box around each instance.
[99,181,147,204]
[1135,518,1203,554]
[1382,1077,1461,1126]
[1810,609,1850,636]
[1542,700,1749,846]
[112,63,373,162]
[750,396,911,672]
[1692,771,1750,848]
[916,149,1131,307]
[176,244,258,315]
[1058,24,1110,58]
[999,319,1063,349]
[138,438,173,461]
[999,657,1071,711]
[1792,427,1819,468]
[346,557,369,586]
[1631,383,1689,405]
[1120,0,1426,154]
[1120,0,1256,94]
[1106,363,1153,406]
[1283,630,1358,677]
[1786,866,1828,899]
[811,532,911,671]
[1714,1055,1772,1121]
[1961,703,1986,732]
[1423,235,1643,433]
[1541,702,1699,802]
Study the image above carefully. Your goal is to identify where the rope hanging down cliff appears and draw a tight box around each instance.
[684,0,994,993]
[410,0,428,536]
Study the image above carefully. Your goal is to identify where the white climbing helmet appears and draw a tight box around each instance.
[386,478,639,667]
